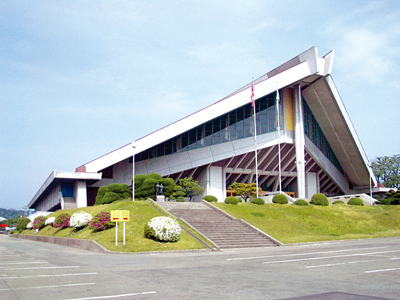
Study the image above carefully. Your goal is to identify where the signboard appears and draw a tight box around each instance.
[121,211,130,222]
[110,210,130,246]
[111,210,130,222]
[0,224,8,228]
[111,210,122,222]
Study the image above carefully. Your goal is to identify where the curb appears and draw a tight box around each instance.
[9,234,112,253]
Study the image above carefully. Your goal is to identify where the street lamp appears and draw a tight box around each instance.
[368,162,373,198]
[131,142,137,201]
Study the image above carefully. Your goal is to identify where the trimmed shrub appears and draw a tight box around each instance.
[176,197,185,202]
[70,211,93,228]
[225,196,239,205]
[53,213,70,228]
[251,198,265,205]
[348,197,364,206]
[45,217,56,226]
[89,212,115,232]
[16,217,31,231]
[203,195,218,202]
[294,199,308,206]
[332,200,345,205]
[33,216,46,230]
[95,184,132,205]
[144,216,181,242]
[171,185,186,200]
[378,198,392,205]
[310,193,329,206]
[272,194,288,204]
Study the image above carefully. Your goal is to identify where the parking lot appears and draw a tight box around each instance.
[1,235,400,299]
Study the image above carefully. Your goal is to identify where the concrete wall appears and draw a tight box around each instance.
[37,184,62,211]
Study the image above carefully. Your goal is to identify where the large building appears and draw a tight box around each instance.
[28,47,376,211]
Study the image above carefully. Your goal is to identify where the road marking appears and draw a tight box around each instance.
[3,272,97,279]
[0,282,95,291]
[262,250,400,264]
[0,261,49,265]
[306,260,375,269]
[1,265,80,270]
[227,246,388,261]
[366,268,400,273]
[65,291,157,299]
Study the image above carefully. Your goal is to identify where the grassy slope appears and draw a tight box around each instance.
[214,203,400,244]
[19,200,207,252]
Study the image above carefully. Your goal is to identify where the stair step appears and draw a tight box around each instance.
[157,201,279,249]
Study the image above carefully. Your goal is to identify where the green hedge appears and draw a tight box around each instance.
[294,199,308,206]
[332,200,345,205]
[348,197,364,206]
[272,194,288,204]
[203,195,218,202]
[251,198,265,205]
[310,193,329,206]
[225,196,239,205]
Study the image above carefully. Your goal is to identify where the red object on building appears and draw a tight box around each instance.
[0,224,8,227]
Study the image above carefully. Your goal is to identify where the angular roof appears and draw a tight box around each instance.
[76,46,375,188]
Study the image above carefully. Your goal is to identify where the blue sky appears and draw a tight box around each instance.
[1,1,399,210]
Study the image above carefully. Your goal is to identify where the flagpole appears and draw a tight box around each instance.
[276,84,282,193]
[251,78,259,198]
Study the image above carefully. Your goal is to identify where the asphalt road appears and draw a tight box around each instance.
[1,235,399,300]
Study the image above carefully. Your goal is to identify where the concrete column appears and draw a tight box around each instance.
[208,166,224,202]
[294,85,306,199]
[74,181,88,208]
[306,172,318,198]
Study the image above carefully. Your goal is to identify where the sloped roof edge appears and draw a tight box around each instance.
[80,47,333,173]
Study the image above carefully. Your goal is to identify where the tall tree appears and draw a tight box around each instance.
[372,154,400,188]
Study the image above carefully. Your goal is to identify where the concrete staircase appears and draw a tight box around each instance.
[157,201,280,249]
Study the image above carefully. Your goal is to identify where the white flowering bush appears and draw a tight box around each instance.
[45,217,55,226]
[144,216,181,242]
[26,222,33,229]
[69,211,93,228]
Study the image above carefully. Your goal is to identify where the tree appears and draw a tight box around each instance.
[372,154,400,188]
[178,177,205,201]
[134,173,176,199]
[228,182,261,202]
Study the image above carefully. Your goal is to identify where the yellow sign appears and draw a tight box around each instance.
[121,210,130,222]
[111,210,130,222]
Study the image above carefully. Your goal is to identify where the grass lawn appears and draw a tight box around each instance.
[19,200,207,252]
[214,202,400,244]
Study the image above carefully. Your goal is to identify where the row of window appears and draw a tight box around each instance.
[303,100,344,174]
[134,92,344,177]
[135,93,279,161]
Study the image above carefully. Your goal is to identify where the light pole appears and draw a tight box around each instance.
[368,162,373,198]
[131,142,137,201]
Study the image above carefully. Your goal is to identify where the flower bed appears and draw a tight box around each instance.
[89,212,115,232]
[53,213,70,229]
[45,217,55,226]
[70,211,93,228]
[33,216,46,230]
[144,216,181,242]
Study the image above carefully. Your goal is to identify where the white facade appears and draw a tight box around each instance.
[28,47,377,210]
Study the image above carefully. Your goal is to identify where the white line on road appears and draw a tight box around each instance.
[1,265,80,270]
[3,272,97,279]
[306,260,375,269]
[65,291,157,300]
[0,261,49,265]
[0,282,96,291]
[226,246,388,261]
[365,268,400,273]
[262,250,400,264]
